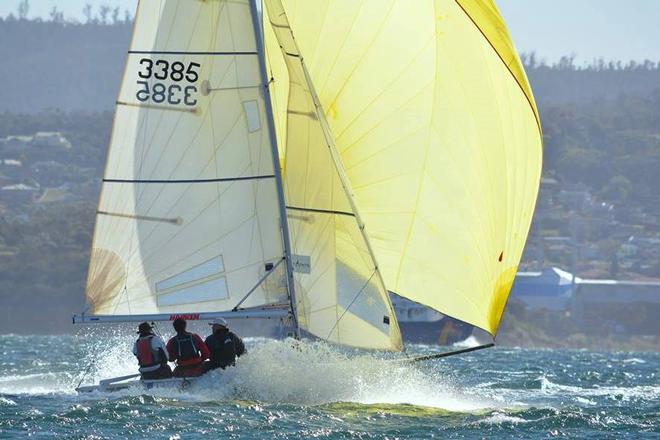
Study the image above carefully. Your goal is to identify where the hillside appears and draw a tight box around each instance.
[2,18,660,112]
[0,18,129,113]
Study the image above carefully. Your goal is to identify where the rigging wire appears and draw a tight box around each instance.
[325,270,377,340]
[76,360,96,389]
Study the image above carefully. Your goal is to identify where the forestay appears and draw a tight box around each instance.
[85,0,288,317]
[264,0,403,351]
[266,0,543,335]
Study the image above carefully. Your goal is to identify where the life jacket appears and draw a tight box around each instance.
[207,331,237,368]
[136,335,165,373]
[173,333,202,366]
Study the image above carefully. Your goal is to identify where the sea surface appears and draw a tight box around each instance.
[0,333,658,439]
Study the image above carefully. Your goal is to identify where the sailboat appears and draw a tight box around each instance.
[73,0,542,393]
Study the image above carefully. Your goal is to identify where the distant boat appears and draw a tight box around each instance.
[391,294,474,345]
[73,0,542,392]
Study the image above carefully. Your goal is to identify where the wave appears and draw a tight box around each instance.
[452,335,483,348]
[0,396,17,406]
[0,372,76,396]
[477,412,528,425]
[539,376,660,401]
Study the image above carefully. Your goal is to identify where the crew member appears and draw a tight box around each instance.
[133,322,172,380]
[166,318,210,377]
[203,318,246,373]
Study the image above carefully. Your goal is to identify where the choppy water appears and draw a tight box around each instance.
[0,333,658,439]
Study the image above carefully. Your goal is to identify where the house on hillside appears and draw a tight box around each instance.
[0,132,72,151]
[0,183,39,205]
[32,132,72,149]
[574,279,660,335]
[34,186,72,204]
[0,159,23,181]
[0,135,32,149]
[558,188,594,212]
[30,160,70,186]
[509,267,577,311]
[0,172,11,187]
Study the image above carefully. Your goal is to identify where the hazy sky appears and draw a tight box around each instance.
[2,0,660,63]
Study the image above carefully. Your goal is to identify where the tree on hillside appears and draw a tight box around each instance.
[111,7,120,25]
[99,5,110,25]
[82,3,93,24]
[602,175,633,203]
[17,0,29,20]
[49,6,64,24]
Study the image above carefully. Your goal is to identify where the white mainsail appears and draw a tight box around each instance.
[84,0,289,318]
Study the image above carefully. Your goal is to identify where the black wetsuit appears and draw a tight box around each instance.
[204,330,246,372]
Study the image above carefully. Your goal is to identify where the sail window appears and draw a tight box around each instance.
[157,277,229,306]
[243,100,261,132]
[155,256,225,292]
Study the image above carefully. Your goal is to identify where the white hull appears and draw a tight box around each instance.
[76,374,201,394]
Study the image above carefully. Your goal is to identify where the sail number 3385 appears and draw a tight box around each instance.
[136,58,200,106]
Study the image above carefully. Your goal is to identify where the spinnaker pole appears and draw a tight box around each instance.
[396,343,495,363]
[249,0,300,339]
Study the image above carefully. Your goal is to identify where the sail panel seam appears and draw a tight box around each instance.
[103,175,275,184]
[285,205,355,217]
[97,211,181,225]
[128,50,258,55]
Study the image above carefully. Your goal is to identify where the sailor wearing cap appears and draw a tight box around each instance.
[132,322,172,380]
[203,318,246,373]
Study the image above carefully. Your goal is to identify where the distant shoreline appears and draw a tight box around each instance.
[497,331,660,353]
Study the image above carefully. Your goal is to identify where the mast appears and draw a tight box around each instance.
[249,0,300,338]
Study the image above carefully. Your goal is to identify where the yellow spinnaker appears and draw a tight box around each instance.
[266,0,543,335]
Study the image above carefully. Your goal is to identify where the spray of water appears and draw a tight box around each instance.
[200,339,499,410]
[72,332,500,411]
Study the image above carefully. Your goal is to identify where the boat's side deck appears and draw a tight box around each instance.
[76,376,200,393]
